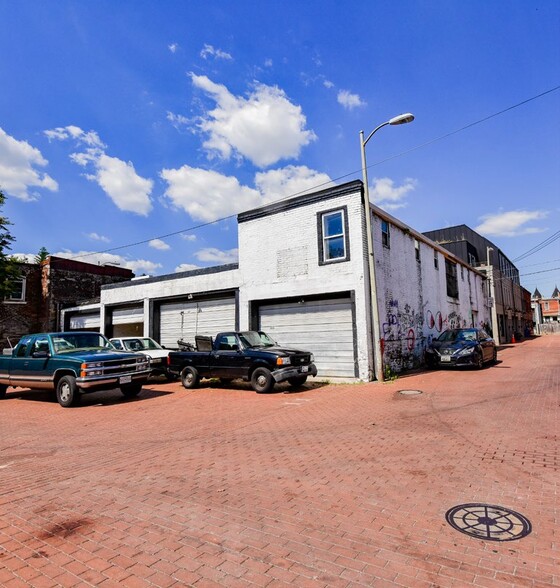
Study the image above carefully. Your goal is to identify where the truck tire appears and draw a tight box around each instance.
[0,384,7,399]
[181,366,199,389]
[56,375,81,407]
[251,367,274,394]
[288,375,307,388]
[121,383,143,398]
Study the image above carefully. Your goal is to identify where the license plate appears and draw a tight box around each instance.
[301,366,309,373]
[119,375,132,384]
[441,356,451,363]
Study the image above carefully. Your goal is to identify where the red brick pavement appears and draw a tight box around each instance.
[0,335,558,587]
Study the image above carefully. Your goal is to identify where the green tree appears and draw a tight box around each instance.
[35,246,50,264]
[0,190,20,299]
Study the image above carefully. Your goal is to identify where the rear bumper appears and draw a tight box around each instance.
[272,363,317,383]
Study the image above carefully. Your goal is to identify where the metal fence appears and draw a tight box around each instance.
[537,323,560,335]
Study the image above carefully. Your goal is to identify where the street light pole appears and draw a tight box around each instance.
[360,113,414,381]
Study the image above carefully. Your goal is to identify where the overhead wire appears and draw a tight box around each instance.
[71,84,560,262]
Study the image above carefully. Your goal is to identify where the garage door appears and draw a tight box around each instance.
[258,297,356,378]
[159,298,236,348]
[111,306,144,337]
[69,312,100,330]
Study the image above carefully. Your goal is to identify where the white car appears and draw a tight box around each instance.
[110,336,174,379]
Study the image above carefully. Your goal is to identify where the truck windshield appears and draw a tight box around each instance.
[52,333,114,353]
[238,331,276,348]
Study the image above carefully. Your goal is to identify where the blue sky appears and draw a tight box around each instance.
[1,1,559,296]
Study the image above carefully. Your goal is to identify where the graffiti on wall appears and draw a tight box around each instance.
[381,297,467,373]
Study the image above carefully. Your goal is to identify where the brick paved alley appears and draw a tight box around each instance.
[0,335,558,587]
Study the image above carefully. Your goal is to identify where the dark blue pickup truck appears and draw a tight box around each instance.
[167,331,317,393]
[0,332,151,407]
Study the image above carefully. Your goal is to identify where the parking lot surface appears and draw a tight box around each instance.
[0,335,558,587]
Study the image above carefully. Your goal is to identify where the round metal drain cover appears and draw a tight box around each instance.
[446,503,532,541]
[399,389,423,396]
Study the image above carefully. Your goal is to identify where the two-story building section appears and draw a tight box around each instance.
[63,181,491,381]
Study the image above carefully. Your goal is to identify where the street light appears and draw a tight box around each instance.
[360,113,414,381]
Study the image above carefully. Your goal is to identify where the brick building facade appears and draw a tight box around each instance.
[0,256,133,350]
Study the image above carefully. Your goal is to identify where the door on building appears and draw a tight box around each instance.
[68,313,100,331]
[111,306,144,337]
[257,296,357,378]
[158,297,236,348]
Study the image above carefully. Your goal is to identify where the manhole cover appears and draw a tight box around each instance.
[445,503,532,541]
[399,389,423,396]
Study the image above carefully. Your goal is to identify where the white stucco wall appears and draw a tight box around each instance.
[371,210,491,373]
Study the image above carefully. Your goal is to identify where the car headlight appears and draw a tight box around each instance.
[309,354,314,362]
[276,357,291,366]
[457,347,475,356]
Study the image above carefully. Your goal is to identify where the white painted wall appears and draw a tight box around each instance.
[371,210,491,373]
[237,186,372,380]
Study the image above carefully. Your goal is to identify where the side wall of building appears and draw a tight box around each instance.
[373,214,490,373]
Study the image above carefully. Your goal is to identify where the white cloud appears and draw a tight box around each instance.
[254,165,333,200]
[264,59,273,67]
[168,43,179,53]
[190,74,316,167]
[195,247,238,264]
[200,44,232,60]
[337,90,366,110]
[149,238,170,251]
[45,125,153,215]
[0,127,58,201]
[323,79,334,89]
[86,232,110,243]
[475,210,548,237]
[370,177,417,210]
[181,234,197,241]
[161,165,262,222]
[175,263,201,272]
[167,111,190,129]
[161,163,333,222]
[93,154,153,216]
[44,125,105,148]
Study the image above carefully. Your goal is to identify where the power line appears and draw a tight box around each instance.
[513,229,560,263]
[72,84,560,262]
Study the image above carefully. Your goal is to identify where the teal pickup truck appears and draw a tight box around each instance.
[0,332,151,407]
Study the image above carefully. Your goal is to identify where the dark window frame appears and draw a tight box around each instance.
[415,239,421,262]
[317,206,350,266]
[434,250,439,270]
[445,258,459,299]
[381,220,390,248]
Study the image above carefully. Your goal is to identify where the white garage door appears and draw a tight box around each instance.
[259,297,356,378]
[159,298,236,348]
[112,306,144,324]
[69,313,100,330]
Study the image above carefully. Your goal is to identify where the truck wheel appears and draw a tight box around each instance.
[121,383,143,398]
[288,375,307,388]
[181,366,199,389]
[251,367,274,394]
[0,384,7,399]
[56,376,81,407]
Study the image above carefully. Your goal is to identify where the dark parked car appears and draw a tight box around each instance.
[425,328,497,369]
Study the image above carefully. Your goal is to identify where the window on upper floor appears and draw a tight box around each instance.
[467,252,477,266]
[415,239,421,262]
[434,250,439,270]
[445,259,459,298]
[318,207,350,265]
[381,220,390,248]
[5,278,26,302]
[544,301,550,310]
[460,265,464,280]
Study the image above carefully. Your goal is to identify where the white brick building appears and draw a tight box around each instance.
[62,180,491,380]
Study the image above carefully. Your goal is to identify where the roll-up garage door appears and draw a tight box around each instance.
[111,306,144,337]
[69,313,100,331]
[258,297,356,378]
[159,298,236,348]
